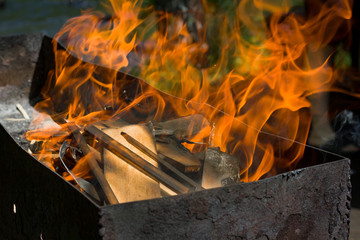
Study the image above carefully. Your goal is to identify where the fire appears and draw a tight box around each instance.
[27,0,354,185]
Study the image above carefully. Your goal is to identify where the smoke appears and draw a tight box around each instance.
[324,110,360,152]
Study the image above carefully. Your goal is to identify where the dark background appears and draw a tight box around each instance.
[0,0,100,37]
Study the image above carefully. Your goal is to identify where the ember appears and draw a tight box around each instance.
[21,0,357,206]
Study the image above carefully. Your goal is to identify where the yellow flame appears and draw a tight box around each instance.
[27,0,355,183]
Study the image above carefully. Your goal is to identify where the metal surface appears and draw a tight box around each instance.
[100,159,351,240]
[0,124,101,240]
[0,33,101,240]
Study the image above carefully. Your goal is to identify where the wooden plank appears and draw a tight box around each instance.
[154,114,210,140]
[85,121,189,199]
[156,139,202,173]
[99,120,162,203]
[121,131,204,190]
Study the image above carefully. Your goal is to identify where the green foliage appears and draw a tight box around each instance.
[334,43,352,69]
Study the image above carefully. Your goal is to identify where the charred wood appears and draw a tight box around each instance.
[202,147,241,188]
[67,123,119,205]
[40,115,119,205]
[156,137,203,174]
[153,114,210,142]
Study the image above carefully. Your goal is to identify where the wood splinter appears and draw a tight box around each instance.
[16,103,30,120]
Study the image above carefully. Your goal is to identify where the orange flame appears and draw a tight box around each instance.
[27,0,354,184]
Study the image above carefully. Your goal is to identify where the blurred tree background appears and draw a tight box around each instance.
[0,0,101,36]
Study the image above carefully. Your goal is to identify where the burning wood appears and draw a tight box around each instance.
[97,120,162,203]
[85,123,191,196]
[25,109,210,203]
[71,116,209,203]
[202,147,241,188]
[153,114,210,142]
[156,139,202,173]
[121,131,204,191]
[59,141,100,201]
[70,127,119,205]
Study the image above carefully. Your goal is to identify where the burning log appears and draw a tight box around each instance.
[202,147,241,188]
[121,131,204,191]
[85,146,118,203]
[59,141,101,202]
[97,120,162,203]
[151,114,208,182]
[156,139,203,173]
[71,140,119,205]
[47,117,119,205]
[84,123,190,195]
[153,114,210,142]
